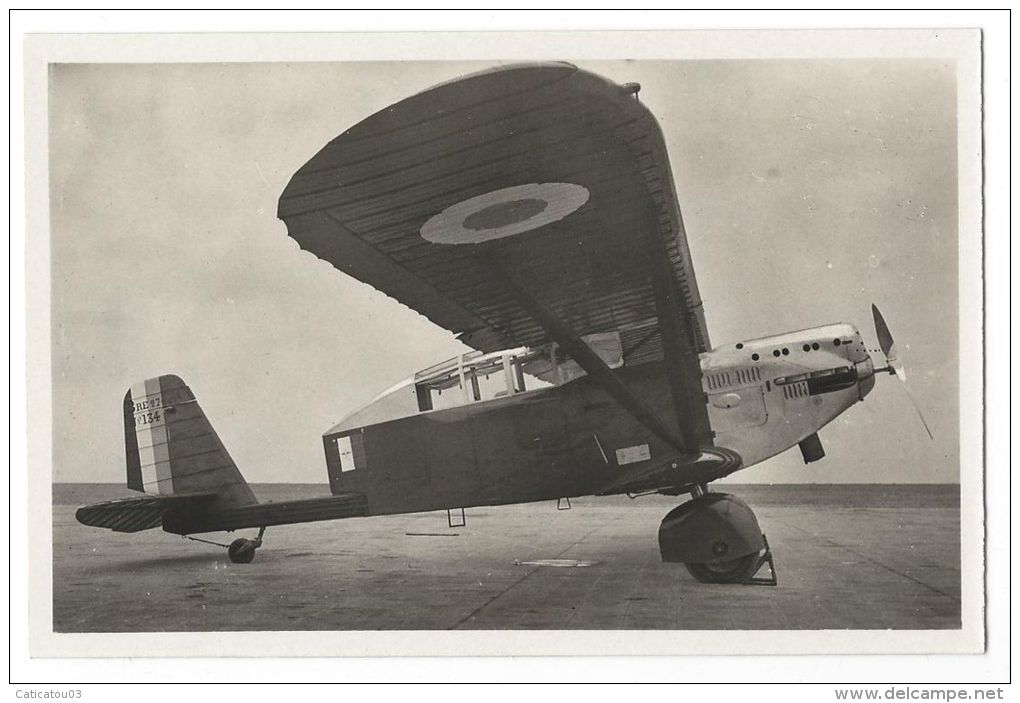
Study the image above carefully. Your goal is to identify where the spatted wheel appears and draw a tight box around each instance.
[684,553,758,584]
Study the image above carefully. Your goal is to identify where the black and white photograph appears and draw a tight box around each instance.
[16,17,1000,682]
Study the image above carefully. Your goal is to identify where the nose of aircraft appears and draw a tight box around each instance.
[856,355,876,399]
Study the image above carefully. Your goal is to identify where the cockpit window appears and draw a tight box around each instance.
[414,349,552,412]
[412,332,623,412]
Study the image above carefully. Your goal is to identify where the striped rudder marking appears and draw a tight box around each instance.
[123,375,256,508]
[125,377,173,495]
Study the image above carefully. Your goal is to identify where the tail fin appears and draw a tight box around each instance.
[124,375,257,508]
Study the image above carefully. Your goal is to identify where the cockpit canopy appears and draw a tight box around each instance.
[415,331,623,411]
[328,332,623,434]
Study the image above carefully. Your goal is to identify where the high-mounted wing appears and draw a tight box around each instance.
[278,62,713,451]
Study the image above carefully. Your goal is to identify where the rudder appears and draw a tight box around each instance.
[124,375,257,508]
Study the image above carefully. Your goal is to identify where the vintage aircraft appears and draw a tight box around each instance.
[76,62,930,584]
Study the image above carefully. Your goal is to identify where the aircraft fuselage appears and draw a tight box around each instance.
[322,323,875,517]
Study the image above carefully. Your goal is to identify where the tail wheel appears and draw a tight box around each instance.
[228,538,257,564]
[685,553,759,584]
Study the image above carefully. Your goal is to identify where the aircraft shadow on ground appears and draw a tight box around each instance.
[113,553,232,570]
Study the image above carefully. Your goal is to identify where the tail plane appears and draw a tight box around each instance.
[124,375,256,507]
[77,375,257,532]
[78,375,366,539]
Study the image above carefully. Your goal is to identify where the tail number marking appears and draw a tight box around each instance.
[135,409,162,426]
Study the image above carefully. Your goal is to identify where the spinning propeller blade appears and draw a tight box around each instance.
[899,383,935,440]
[871,304,934,440]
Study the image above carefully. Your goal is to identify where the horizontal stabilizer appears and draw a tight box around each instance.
[76,493,217,533]
[162,492,369,535]
[596,447,742,496]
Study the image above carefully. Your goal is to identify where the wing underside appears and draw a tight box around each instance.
[279,62,714,452]
[280,63,709,359]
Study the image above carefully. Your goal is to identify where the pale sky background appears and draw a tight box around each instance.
[49,59,959,484]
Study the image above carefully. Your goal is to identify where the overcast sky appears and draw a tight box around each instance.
[49,59,958,485]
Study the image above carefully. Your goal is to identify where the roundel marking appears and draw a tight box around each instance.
[463,199,548,231]
[420,183,590,245]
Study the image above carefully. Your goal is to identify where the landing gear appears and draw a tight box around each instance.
[227,538,257,564]
[659,491,777,585]
[685,553,759,584]
[227,526,265,564]
[683,534,776,584]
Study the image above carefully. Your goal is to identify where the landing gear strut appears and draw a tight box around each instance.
[658,491,777,585]
[227,526,265,564]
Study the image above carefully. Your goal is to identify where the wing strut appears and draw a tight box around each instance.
[484,257,689,455]
[640,205,715,450]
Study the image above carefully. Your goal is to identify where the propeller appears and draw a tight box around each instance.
[871,304,934,439]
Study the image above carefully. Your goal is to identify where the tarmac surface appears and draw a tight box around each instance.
[52,483,960,632]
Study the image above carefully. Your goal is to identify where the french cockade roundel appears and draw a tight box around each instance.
[419,182,590,245]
